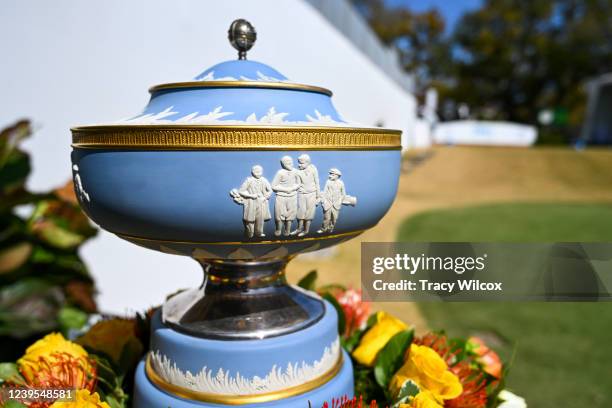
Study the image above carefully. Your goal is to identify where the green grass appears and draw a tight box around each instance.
[397,202,612,408]
[398,202,612,242]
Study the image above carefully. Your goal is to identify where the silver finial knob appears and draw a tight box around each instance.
[228,19,257,60]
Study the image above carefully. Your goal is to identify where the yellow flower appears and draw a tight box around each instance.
[400,391,444,408]
[390,344,462,402]
[18,332,90,382]
[352,311,408,366]
[50,389,110,408]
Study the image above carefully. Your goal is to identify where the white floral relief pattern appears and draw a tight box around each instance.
[150,338,340,395]
[195,70,287,82]
[118,106,352,126]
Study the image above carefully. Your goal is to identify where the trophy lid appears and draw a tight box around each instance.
[82,19,369,129]
[72,18,401,150]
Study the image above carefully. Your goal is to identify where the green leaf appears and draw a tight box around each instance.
[353,365,388,404]
[341,327,364,353]
[321,292,346,336]
[0,242,32,275]
[0,149,29,186]
[0,362,26,385]
[0,278,54,308]
[296,270,317,291]
[3,400,28,408]
[58,306,88,332]
[394,379,420,405]
[90,354,128,408]
[103,393,127,408]
[366,313,378,329]
[0,120,32,197]
[0,120,31,168]
[374,329,414,389]
[28,199,97,250]
[117,336,144,376]
[0,279,63,337]
[317,283,347,293]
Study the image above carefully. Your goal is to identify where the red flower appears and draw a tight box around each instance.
[332,288,371,338]
[322,395,379,408]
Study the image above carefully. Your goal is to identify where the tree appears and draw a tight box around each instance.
[355,0,612,139]
[452,0,612,128]
[352,0,452,94]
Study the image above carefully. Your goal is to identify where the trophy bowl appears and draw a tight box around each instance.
[70,20,401,342]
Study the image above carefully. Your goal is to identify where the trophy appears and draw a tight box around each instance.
[71,19,401,407]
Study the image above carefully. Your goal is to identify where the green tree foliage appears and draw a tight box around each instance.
[453,0,612,126]
[354,0,612,139]
[352,0,452,93]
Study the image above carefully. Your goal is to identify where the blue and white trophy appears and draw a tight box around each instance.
[70,20,401,407]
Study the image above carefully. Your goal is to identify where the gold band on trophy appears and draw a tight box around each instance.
[71,125,401,150]
[144,352,344,405]
[116,228,364,246]
[149,80,334,96]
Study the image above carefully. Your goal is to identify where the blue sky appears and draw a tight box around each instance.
[385,0,482,32]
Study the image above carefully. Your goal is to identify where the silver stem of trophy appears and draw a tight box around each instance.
[161,258,325,339]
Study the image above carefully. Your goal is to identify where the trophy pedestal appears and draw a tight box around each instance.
[134,301,354,407]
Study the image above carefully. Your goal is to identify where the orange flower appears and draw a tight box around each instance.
[468,337,502,378]
[18,333,91,383]
[13,333,97,408]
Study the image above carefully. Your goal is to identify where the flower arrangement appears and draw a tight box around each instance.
[299,271,526,408]
[0,271,525,408]
[0,316,148,408]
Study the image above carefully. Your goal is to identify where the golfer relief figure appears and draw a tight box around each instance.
[271,156,300,236]
[229,165,272,238]
[294,154,320,237]
[318,168,357,234]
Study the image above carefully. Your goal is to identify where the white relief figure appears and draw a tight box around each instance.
[72,165,90,203]
[271,156,300,236]
[230,165,272,238]
[293,154,320,237]
[318,168,357,234]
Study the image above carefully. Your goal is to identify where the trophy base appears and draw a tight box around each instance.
[134,303,353,407]
[133,351,353,407]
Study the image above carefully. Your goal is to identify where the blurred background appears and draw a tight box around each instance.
[1,0,612,407]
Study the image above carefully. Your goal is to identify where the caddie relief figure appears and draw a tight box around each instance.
[294,154,320,237]
[229,165,272,238]
[318,168,357,234]
[271,156,300,236]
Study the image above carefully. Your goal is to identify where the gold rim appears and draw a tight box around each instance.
[71,125,401,150]
[145,352,344,405]
[148,80,333,96]
[116,229,365,246]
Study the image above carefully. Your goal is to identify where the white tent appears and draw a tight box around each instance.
[0,0,416,313]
